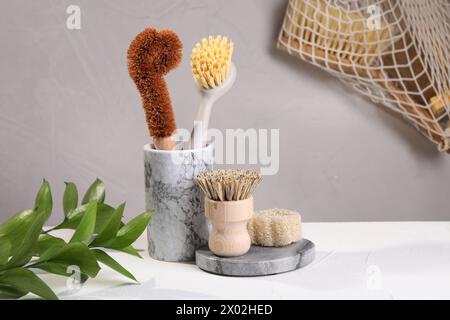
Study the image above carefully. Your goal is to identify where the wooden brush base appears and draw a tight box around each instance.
[205,197,253,257]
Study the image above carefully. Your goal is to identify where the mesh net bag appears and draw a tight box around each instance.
[278,0,450,152]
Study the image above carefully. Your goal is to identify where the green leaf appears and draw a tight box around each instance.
[32,262,88,283]
[63,182,78,216]
[7,210,48,268]
[53,203,89,230]
[0,268,57,300]
[35,234,66,257]
[0,238,12,266]
[91,203,125,246]
[94,204,117,233]
[0,210,36,252]
[34,179,53,218]
[92,249,137,282]
[66,203,89,221]
[0,284,28,299]
[38,246,64,262]
[70,202,97,244]
[114,245,142,258]
[108,210,153,249]
[36,242,100,278]
[54,203,115,233]
[82,178,105,205]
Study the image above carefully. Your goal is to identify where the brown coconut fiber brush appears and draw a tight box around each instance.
[127,28,182,150]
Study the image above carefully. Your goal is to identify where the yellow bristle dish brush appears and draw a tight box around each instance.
[187,35,236,149]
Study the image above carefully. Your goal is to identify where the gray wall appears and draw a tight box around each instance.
[1,0,449,224]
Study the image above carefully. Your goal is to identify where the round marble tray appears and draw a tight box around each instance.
[195,239,315,276]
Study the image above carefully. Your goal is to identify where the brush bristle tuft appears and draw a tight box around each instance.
[196,169,262,201]
[191,35,234,89]
[127,28,182,138]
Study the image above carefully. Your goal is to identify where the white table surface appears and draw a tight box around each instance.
[39,222,450,300]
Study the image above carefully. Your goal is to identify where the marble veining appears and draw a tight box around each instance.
[195,239,315,276]
[145,144,214,262]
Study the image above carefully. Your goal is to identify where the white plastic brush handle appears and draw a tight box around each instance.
[191,95,215,150]
[188,63,237,150]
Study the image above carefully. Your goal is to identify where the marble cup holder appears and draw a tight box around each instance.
[144,143,214,262]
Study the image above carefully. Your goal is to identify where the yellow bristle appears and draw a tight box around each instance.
[191,35,234,89]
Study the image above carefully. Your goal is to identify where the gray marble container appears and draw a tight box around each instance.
[144,143,214,262]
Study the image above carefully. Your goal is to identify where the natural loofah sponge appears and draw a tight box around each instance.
[248,209,302,247]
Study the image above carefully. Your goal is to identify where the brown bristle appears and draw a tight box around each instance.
[127,28,182,138]
[196,169,262,201]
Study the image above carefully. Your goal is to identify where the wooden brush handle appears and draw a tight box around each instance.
[205,197,253,257]
[153,136,176,151]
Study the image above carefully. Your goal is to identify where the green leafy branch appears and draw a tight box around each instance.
[0,179,153,300]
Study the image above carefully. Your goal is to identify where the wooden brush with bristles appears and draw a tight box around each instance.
[191,35,234,89]
[127,28,182,150]
[201,169,260,257]
[196,169,262,201]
